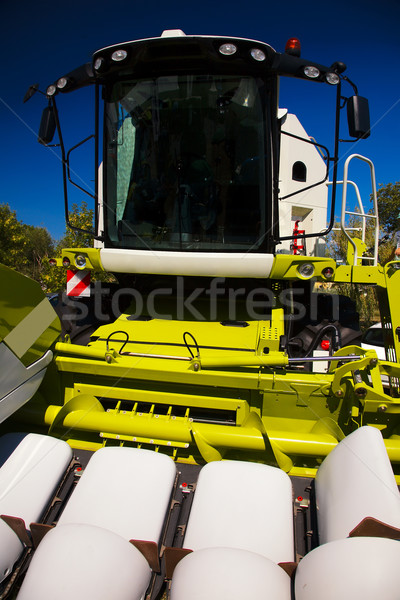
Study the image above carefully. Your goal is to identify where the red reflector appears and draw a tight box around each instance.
[181,482,187,488]
[321,340,330,351]
[297,496,303,502]
[285,37,301,57]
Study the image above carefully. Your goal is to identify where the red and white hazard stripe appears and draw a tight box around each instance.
[66,269,91,297]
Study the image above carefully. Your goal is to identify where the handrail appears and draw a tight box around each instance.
[340,154,379,266]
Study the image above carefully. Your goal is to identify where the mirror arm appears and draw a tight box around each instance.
[327,80,342,235]
[341,75,358,96]
[51,97,104,242]
[66,135,96,199]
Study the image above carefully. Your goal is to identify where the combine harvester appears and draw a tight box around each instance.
[1,30,400,598]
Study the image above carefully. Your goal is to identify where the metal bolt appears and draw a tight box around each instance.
[105,354,112,364]
[335,389,344,397]
[193,362,200,372]
[355,387,367,398]
[378,404,388,413]
[369,358,378,368]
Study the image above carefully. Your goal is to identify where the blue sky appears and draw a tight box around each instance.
[1,0,400,241]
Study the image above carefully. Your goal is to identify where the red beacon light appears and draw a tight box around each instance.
[320,339,330,351]
[285,37,301,57]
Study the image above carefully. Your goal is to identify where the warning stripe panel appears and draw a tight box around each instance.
[66,270,91,297]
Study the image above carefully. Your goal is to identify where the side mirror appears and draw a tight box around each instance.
[38,105,56,145]
[347,96,370,139]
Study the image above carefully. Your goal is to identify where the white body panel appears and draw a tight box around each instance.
[99,248,274,278]
[183,460,294,563]
[0,345,53,424]
[58,446,176,542]
[315,426,400,543]
[171,547,291,600]
[0,433,72,581]
[295,537,400,600]
[17,523,151,600]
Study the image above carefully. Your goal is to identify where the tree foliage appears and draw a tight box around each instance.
[58,201,95,249]
[375,181,400,234]
[41,201,96,292]
[0,204,30,269]
[23,225,55,280]
[0,204,55,278]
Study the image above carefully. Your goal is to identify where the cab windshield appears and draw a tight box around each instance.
[104,74,271,251]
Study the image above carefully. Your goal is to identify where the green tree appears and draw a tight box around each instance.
[41,201,95,292]
[22,225,54,280]
[0,204,29,270]
[0,203,58,290]
[59,201,95,249]
[375,181,400,234]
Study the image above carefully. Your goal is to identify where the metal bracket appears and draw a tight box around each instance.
[0,515,31,547]
[164,547,193,579]
[130,539,160,572]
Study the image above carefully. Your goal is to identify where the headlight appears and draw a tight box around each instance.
[219,43,237,56]
[57,77,68,89]
[304,66,320,79]
[94,57,105,71]
[297,263,315,279]
[250,48,266,62]
[75,254,87,269]
[325,72,340,85]
[111,49,128,62]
